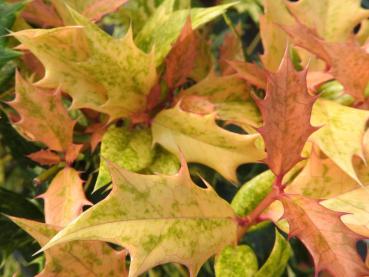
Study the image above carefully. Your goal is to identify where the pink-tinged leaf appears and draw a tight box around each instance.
[165,18,199,90]
[8,72,75,153]
[255,51,318,176]
[21,51,45,80]
[83,0,128,22]
[281,194,369,277]
[219,30,244,75]
[28,150,61,166]
[65,144,83,164]
[39,167,91,227]
[229,61,267,89]
[9,217,127,277]
[283,20,369,101]
[21,0,63,28]
[85,123,107,151]
[179,95,215,115]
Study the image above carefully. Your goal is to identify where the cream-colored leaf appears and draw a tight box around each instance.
[152,104,265,182]
[40,161,237,277]
[13,9,157,121]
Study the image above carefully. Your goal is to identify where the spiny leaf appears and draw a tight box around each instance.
[95,125,155,191]
[135,0,236,65]
[9,217,127,277]
[39,167,91,227]
[51,0,128,24]
[310,99,369,184]
[281,194,369,277]
[229,60,267,89]
[254,229,291,277]
[215,245,258,277]
[283,19,369,101]
[8,72,76,154]
[165,17,199,90]
[255,51,318,176]
[20,0,63,28]
[219,29,245,75]
[152,104,265,182]
[39,161,237,277]
[12,9,157,121]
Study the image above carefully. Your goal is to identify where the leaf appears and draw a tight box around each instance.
[220,0,263,22]
[9,217,127,277]
[27,150,62,165]
[286,0,369,43]
[281,194,369,276]
[254,229,291,277]
[51,0,128,23]
[165,17,199,90]
[135,0,236,65]
[148,146,180,175]
[39,160,237,277]
[95,125,155,191]
[39,167,91,227]
[255,51,317,176]
[231,170,274,217]
[12,9,157,121]
[21,0,63,28]
[283,19,369,101]
[215,245,258,277]
[286,148,369,237]
[0,0,24,68]
[8,72,76,154]
[229,60,267,89]
[152,104,265,182]
[219,30,245,75]
[310,99,369,184]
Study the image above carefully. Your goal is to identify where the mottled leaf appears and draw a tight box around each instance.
[40,161,237,277]
[152,104,265,182]
[215,245,258,277]
[10,217,127,277]
[254,229,291,277]
[8,72,76,154]
[39,167,91,227]
[95,125,155,191]
[281,194,369,277]
[255,52,317,176]
[13,9,157,121]
[310,99,369,184]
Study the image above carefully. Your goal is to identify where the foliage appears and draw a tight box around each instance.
[1,0,369,276]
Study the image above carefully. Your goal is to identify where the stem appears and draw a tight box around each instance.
[236,174,285,240]
[33,163,65,185]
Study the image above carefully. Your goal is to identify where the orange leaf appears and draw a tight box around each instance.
[229,61,267,89]
[281,194,369,277]
[219,30,244,75]
[165,17,199,90]
[8,72,77,155]
[39,167,91,227]
[283,20,369,101]
[27,150,61,166]
[82,0,128,22]
[21,0,63,28]
[255,51,318,176]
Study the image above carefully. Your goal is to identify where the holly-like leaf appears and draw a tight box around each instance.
[152,104,265,182]
[51,0,128,24]
[39,167,91,227]
[255,52,317,176]
[310,99,369,184]
[286,0,369,43]
[9,217,127,277]
[254,229,291,277]
[281,194,369,277]
[95,125,155,191]
[21,0,63,28]
[229,60,267,89]
[12,9,157,121]
[215,245,258,277]
[165,17,198,90]
[283,20,369,101]
[8,72,76,154]
[135,0,236,65]
[39,160,237,277]
[219,30,245,75]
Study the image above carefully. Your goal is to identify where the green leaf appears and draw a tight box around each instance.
[40,161,237,277]
[95,125,155,191]
[255,229,291,277]
[152,104,265,182]
[135,0,236,65]
[12,8,157,121]
[148,146,181,175]
[215,245,258,277]
[231,170,274,217]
